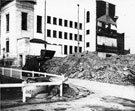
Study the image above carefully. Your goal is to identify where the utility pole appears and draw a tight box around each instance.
[44,0,47,50]
[77,4,80,54]
[84,8,86,52]
[0,0,1,55]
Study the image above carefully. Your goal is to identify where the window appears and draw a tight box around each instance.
[47,29,51,37]
[74,46,77,53]
[59,18,62,26]
[69,33,73,40]
[86,30,90,35]
[22,12,27,30]
[47,16,51,24]
[69,46,72,54]
[64,45,68,54]
[79,23,82,30]
[6,40,9,53]
[79,47,82,53]
[74,22,77,29]
[6,14,9,32]
[74,34,77,41]
[69,21,73,28]
[59,31,62,39]
[53,30,57,38]
[86,11,90,23]
[64,32,68,39]
[64,20,68,27]
[79,35,82,41]
[37,15,42,33]
[86,42,90,47]
[53,17,57,25]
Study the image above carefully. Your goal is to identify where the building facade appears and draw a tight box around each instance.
[96,0,125,58]
[0,0,124,66]
[0,0,96,66]
[33,0,96,56]
[0,0,36,65]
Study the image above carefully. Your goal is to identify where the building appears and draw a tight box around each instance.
[96,0,125,58]
[0,0,96,66]
[33,0,96,56]
[0,0,36,66]
[0,0,124,66]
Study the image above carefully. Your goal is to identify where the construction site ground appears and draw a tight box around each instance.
[1,78,135,111]
[1,51,135,111]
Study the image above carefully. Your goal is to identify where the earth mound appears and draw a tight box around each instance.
[42,51,135,85]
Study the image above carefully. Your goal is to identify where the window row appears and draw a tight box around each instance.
[64,45,82,55]
[47,29,82,41]
[47,16,82,30]
[6,11,90,33]
[36,15,90,34]
[6,12,28,32]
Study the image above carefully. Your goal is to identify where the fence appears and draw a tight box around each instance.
[0,67,63,80]
[0,67,68,102]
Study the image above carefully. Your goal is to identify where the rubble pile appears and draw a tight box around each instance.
[42,51,135,85]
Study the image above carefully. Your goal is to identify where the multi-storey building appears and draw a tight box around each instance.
[0,0,96,66]
[96,0,125,58]
[0,0,36,65]
[0,0,124,66]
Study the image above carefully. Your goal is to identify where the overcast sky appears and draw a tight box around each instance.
[116,0,135,52]
[116,0,135,34]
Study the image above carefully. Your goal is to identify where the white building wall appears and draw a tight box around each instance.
[0,0,96,63]
[16,2,34,40]
[83,0,96,52]
[1,1,17,58]
[34,0,96,57]
[0,1,35,66]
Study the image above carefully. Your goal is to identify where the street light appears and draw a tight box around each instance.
[44,0,47,50]
[77,4,80,54]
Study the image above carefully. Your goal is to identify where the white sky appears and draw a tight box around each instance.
[108,0,135,53]
[102,0,135,53]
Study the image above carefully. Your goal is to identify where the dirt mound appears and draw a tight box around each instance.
[42,51,135,85]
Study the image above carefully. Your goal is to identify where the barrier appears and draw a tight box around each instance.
[0,67,68,102]
[0,67,62,80]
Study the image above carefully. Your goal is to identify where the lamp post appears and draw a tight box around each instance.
[84,8,86,51]
[77,4,80,54]
[0,1,1,57]
[44,0,47,50]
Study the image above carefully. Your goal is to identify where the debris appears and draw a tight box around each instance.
[42,51,135,85]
